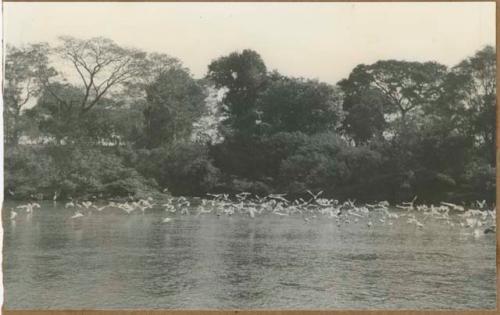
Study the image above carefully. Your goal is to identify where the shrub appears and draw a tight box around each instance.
[4,145,156,200]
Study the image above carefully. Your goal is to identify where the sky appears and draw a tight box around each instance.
[3,2,496,85]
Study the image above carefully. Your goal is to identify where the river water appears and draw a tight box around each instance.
[2,201,496,309]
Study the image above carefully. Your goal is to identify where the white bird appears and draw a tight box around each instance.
[407,215,424,228]
[162,217,173,223]
[82,201,92,209]
[473,229,483,238]
[379,200,390,207]
[132,201,152,214]
[274,211,288,216]
[119,202,135,214]
[248,207,256,218]
[10,210,17,220]
[407,195,418,206]
[476,200,487,209]
[466,218,479,228]
[198,207,212,215]
[164,204,176,213]
[17,203,38,214]
[92,205,107,212]
[306,190,323,200]
[207,193,223,199]
[386,212,399,219]
[254,195,267,203]
[71,212,84,219]
[367,221,372,227]
[269,194,289,203]
[441,202,465,212]
[236,192,251,200]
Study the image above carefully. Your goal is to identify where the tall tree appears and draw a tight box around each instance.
[43,36,148,116]
[365,60,447,123]
[4,43,53,145]
[26,83,117,145]
[142,68,206,148]
[123,52,184,100]
[448,45,496,163]
[339,60,447,140]
[191,87,227,144]
[257,75,344,135]
[207,49,267,138]
[338,67,387,144]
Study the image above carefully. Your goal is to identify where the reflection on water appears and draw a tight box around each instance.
[3,201,496,309]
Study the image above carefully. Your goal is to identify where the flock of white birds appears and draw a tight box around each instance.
[7,191,496,238]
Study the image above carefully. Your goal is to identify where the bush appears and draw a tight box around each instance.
[136,142,221,196]
[4,145,57,199]
[276,132,385,199]
[461,160,496,203]
[4,145,156,200]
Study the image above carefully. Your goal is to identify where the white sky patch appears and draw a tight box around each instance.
[3,2,495,85]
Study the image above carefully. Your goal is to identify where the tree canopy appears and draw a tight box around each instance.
[3,38,496,203]
[207,49,268,138]
[142,68,207,148]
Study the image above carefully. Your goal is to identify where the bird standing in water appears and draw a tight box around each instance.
[10,210,17,220]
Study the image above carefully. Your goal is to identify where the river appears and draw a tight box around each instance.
[2,200,496,309]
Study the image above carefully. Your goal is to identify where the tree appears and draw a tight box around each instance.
[367,61,447,122]
[448,46,496,163]
[4,43,52,145]
[122,52,184,101]
[338,68,387,144]
[274,132,384,199]
[142,68,206,148]
[27,83,119,145]
[42,36,148,116]
[191,87,227,144]
[29,37,185,146]
[207,49,268,137]
[257,75,344,135]
[339,61,448,137]
[158,142,220,195]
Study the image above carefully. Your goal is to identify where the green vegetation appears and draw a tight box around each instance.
[4,37,496,203]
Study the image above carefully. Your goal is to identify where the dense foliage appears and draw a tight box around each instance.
[4,37,496,203]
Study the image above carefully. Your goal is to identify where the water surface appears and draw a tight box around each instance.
[3,201,496,309]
